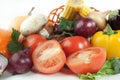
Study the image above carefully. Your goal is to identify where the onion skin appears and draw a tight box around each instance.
[0,54,8,76]
[9,48,33,74]
[87,11,109,31]
[74,18,97,38]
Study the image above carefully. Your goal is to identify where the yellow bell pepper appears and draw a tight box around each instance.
[91,25,120,59]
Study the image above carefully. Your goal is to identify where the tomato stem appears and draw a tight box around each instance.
[103,24,117,35]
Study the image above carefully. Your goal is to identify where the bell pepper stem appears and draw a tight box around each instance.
[104,24,117,35]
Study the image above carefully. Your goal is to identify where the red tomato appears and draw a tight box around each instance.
[66,47,107,74]
[23,34,46,56]
[60,36,91,57]
[32,40,66,74]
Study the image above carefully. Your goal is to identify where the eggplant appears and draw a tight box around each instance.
[108,9,120,30]
[0,54,8,76]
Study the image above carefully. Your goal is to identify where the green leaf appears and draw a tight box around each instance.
[78,58,120,80]
[97,58,115,75]
[112,58,120,74]
[78,73,98,80]
[11,28,21,41]
[8,41,24,53]
[58,17,76,33]
[7,28,24,53]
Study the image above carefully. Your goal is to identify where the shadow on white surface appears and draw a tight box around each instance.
[1,70,120,80]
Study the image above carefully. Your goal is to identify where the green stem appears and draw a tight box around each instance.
[48,31,73,40]
[55,31,73,40]
[103,24,117,35]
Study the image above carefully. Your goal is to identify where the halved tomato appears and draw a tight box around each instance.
[66,47,107,74]
[32,39,66,74]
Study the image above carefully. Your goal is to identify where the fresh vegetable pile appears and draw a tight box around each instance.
[1,0,120,80]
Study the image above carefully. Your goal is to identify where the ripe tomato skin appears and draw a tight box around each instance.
[32,40,66,74]
[23,34,46,56]
[60,36,91,57]
[66,47,107,74]
[23,34,46,47]
[0,29,12,58]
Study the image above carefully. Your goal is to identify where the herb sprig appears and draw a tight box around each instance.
[58,17,76,33]
[8,28,24,53]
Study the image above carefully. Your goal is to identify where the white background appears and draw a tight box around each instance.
[1,0,120,80]
[0,0,120,29]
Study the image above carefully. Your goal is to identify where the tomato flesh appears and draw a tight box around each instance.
[32,40,66,74]
[66,47,107,74]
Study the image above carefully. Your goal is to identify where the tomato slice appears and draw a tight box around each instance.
[32,40,66,74]
[66,47,107,74]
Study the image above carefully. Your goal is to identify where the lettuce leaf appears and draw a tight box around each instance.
[78,58,120,80]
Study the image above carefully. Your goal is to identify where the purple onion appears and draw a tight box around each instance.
[74,18,98,37]
[9,48,33,74]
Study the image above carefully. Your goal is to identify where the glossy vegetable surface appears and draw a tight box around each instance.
[88,11,108,31]
[74,17,97,37]
[91,25,120,59]
[0,29,12,58]
[60,36,91,57]
[108,9,120,30]
[23,34,46,56]
[9,48,33,74]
